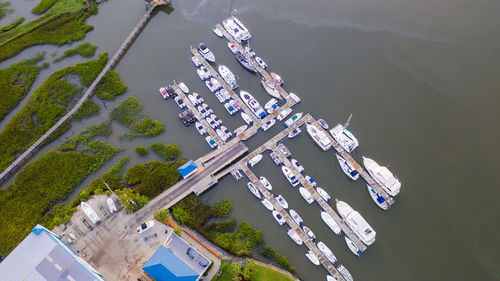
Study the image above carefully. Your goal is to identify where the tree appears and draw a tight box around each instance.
[243,259,255,280]
[214,198,232,217]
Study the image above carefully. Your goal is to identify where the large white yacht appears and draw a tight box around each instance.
[218,65,238,90]
[240,91,266,119]
[222,16,251,43]
[329,122,359,153]
[363,156,401,197]
[336,200,376,245]
[306,123,332,151]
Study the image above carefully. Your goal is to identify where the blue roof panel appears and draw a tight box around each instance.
[143,246,198,281]
[178,160,197,177]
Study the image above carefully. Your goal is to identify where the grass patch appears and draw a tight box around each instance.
[54,42,97,63]
[0,1,13,20]
[32,0,59,15]
[213,260,295,281]
[150,143,181,161]
[0,52,45,122]
[73,99,99,120]
[110,96,164,139]
[135,146,148,156]
[0,17,24,32]
[0,122,120,257]
[95,70,127,100]
[0,52,108,171]
[259,247,296,274]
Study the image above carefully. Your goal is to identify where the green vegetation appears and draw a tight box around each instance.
[116,187,149,213]
[0,17,24,32]
[213,260,295,281]
[0,122,120,257]
[73,99,99,120]
[0,1,13,20]
[31,0,59,15]
[150,143,181,161]
[174,226,182,236]
[0,0,95,62]
[259,247,296,274]
[110,96,164,139]
[214,198,232,217]
[0,52,45,122]
[95,70,127,100]
[54,42,97,63]
[135,146,148,156]
[172,196,263,256]
[0,52,108,171]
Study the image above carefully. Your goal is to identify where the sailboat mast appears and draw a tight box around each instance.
[344,113,353,128]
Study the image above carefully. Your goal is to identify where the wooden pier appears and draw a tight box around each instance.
[0,0,170,183]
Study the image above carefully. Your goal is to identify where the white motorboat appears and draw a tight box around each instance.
[259,176,272,190]
[306,250,320,265]
[272,210,285,225]
[241,112,253,125]
[303,226,316,240]
[289,209,303,225]
[277,108,292,121]
[198,106,208,117]
[210,114,222,126]
[206,77,221,93]
[275,195,288,209]
[205,116,216,129]
[235,51,257,72]
[289,92,301,103]
[196,66,212,80]
[255,56,267,69]
[337,265,353,281]
[159,87,168,99]
[336,153,359,180]
[282,166,299,187]
[261,78,282,100]
[193,93,203,103]
[202,103,213,114]
[299,187,314,204]
[284,112,303,128]
[345,236,362,256]
[321,211,341,235]
[306,123,331,151]
[81,202,100,225]
[221,126,232,138]
[316,187,330,201]
[219,89,231,100]
[222,16,251,43]
[287,228,303,245]
[240,91,266,119]
[195,122,206,135]
[248,154,263,167]
[188,94,198,105]
[317,241,337,263]
[264,98,279,112]
[198,43,215,62]
[205,136,217,148]
[234,125,247,136]
[107,198,117,213]
[217,128,229,142]
[177,82,189,93]
[227,41,238,54]
[212,26,223,37]
[270,72,283,85]
[363,156,401,197]
[174,96,186,109]
[288,128,301,138]
[225,101,238,115]
[218,65,238,90]
[305,175,316,187]
[277,143,291,158]
[317,119,329,130]
[327,275,338,281]
[336,200,376,245]
[191,55,202,67]
[215,91,229,103]
[261,119,275,131]
[291,159,304,173]
[329,121,359,153]
[261,199,273,211]
[270,152,282,165]
[367,185,389,210]
[245,46,256,57]
[247,182,262,199]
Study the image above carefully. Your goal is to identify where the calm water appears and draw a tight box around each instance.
[1,0,499,280]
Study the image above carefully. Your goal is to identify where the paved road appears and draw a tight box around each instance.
[134,142,247,223]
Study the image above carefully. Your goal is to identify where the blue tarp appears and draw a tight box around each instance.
[142,246,198,281]
[178,160,197,178]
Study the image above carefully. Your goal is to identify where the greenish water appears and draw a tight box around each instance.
[1,0,499,280]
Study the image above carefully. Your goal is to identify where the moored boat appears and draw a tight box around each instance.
[159,87,168,99]
[329,120,359,153]
[367,185,389,210]
[241,112,253,125]
[234,125,248,136]
[225,101,238,115]
[288,128,301,138]
[247,182,262,199]
[218,65,238,90]
[240,91,266,119]
[305,175,317,187]
[363,156,401,197]
[291,159,304,173]
[272,210,285,225]
[345,236,362,256]
[255,56,267,69]
[284,112,303,128]
[316,187,330,201]
[303,225,316,240]
[177,82,189,93]
[261,198,273,211]
[275,195,288,209]
[81,202,100,225]
[317,241,337,263]
[195,122,206,135]
[306,250,320,265]
[306,123,332,151]
[235,51,257,72]
[191,55,202,67]
[245,46,256,57]
[264,98,279,112]
[196,66,212,80]
[277,143,291,158]
[289,92,301,103]
[188,94,198,105]
[282,166,299,187]
[205,136,217,149]
[261,78,282,100]
[287,228,303,245]
[198,43,215,62]
[289,209,303,225]
[277,108,292,121]
[212,26,223,37]
[270,152,282,165]
[336,153,359,180]
[327,275,338,281]
[248,154,263,167]
[261,119,275,131]
[259,176,272,190]
[336,200,376,245]
[107,198,117,213]
[174,96,186,109]
[337,265,353,281]
[321,211,341,235]
[206,77,221,92]
[317,119,329,130]
[299,187,314,204]
[222,16,251,43]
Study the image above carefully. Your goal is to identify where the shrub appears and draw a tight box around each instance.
[73,99,99,121]
[213,198,232,218]
[31,0,58,15]
[174,227,182,236]
[95,71,127,100]
[124,160,184,198]
[54,42,97,63]
[150,143,181,161]
[135,146,148,156]
[0,17,24,32]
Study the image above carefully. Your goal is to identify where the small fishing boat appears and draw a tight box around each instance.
[177,82,189,93]
[367,185,389,210]
[321,211,341,235]
[212,26,223,37]
[206,77,222,92]
[198,106,208,117]
[245,46,256,57]
[225,101,238,115]
[198,43,215,62]
[174,96,186,109]
[195,122,206,135]
[288,128,301,138]
[259,176,272,191]
[345,236,362,256]
[205,136,217,149]
[336,153,359,180]
[261,119,276,131]
[289,209,303,225]
[277,108,292,121]
[202,103,212,114]
[317,241,337,263]
[305,175,317,187]
[210,114,222,126]
[272,210,285,225]
[81,202,100,225]
[107,198,117,213]
[327,275,338,281]
[248,154,263,167]
[277,143,291,158]
[255,56,267,69]
[241,112,253,125]
[191,55,202,67]
[247,182,262,199]
[159,87,168,99]
[299,187,314,204]
[261,199,273,211]
[282,166,299,187]
[287,228,303,245]
[275,195,288,209]
[291,159,304,173]
[205,116,216,129]
[264,98,279,112]
[216,128,228,142]
[234,125,247,136]
[284,112,303,128]
[303,225,316,240]
[188,94,198,105]
[337,265,353,281]
[306,250,320,265]
[316,187,331,201]
[221,126,232,138]
[196,66,212,80]
[317,119,329,130]
[193,93,203,103]
[270,152,282,165]
[235,51,257,72]
[261,78,282,100]
[289,92,301,103]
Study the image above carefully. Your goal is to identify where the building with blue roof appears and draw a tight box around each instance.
[178,160,198,179]
[0,224,105,281]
